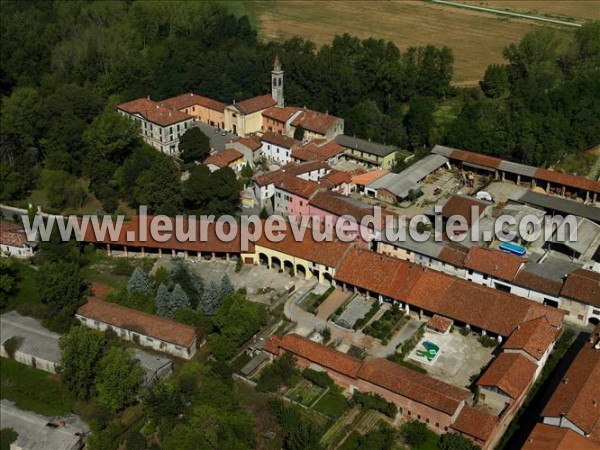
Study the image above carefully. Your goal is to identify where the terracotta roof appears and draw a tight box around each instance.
[233,94,276,115]
[406,268,565,336]
[451,405,498,442]
[514,269,564,297]
[523,423,600,450]
[275,333,363,378]
[322,170,352,186]
[256,223,352,268]
[441,195,488,226]
[357,358,471,416]
[351,170,389,186]
[477,352,537,399]
[561,269,600,307]
[309,191,396,227]
[335,248,425,301]
[427,315,453,333]
[292,109,340,135]
[90,282,112,301]
[77,298,197,348]
[117,97,192,127]
[0,222,28,247]
[236,135,262,152]
[262,106,301,123]
[260,131,300,149]
[282,161,329,176]
[503,316,560,361]
[258,171,321,199]
[449,149,502,170]
[534,168,600,194]
[204,148,243,168]
[160,92,226,112]
[263,335,282,355]
[437,244,468,267]
[293,140,345,162]
[463,247,525,282]
[82,216,251,254]
[542,333,600,440]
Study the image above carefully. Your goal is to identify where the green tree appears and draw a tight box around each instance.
[480,64,509,98]
[400,420,428,448]
[143,378,183,422]
[0,87,42,162]
[59,326,106,399]
[95,347,144,412]
[240,162,253,178]
[199,280,220,315]
[169,284,190,317]
[155,283,171,318]
[0,258,17,309]
[285,421,324,450]
[439,432,480,450]
[134,157,182,215]
[83,109,139,163]
[126,267,151,294]
[38,261,88,331]
[220,273,234,299]
[403,96,435,150]
[178,127,211,163]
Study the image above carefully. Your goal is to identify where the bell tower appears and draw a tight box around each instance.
[271,55,284,108]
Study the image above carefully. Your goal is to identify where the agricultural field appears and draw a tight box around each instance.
[461,1,600,22]
[220,0,596,84]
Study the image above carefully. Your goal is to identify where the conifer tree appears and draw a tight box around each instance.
[127,267,151,294]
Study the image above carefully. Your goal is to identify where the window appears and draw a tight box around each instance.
[417,415,421,420]
[435,422,439,428]
[426,418,429,424]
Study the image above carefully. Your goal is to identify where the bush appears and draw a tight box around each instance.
[352,392,397,418]
[397,324,425,360]
[401,420,428,448]
[363,305,405,341]
[256,353,298,393]
[353,302,381,330]
[439,432,480,450]
[478,335,498,348]
[3,336,24,359]
[302,368,333,389]
[459,327,470,336]
[235,257,243,273]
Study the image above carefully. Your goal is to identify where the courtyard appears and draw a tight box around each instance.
[407,329,495,388]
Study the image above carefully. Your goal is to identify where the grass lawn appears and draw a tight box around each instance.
[285,379,325,407]
[0,357,73,416]
[1,260,43,316]
[312,390,349,419]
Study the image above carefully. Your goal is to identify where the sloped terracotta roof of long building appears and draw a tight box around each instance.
[523,423,600,450]
[534,168,600,194]
[160,92,227,112]
[292,109,340,134]
[117,98,192,127]
[233,94,277,115]
[463,247,525,282]
[503,316,560,361]
[451,405,498,442]
[78,298,198,347]
[560,269,600,306]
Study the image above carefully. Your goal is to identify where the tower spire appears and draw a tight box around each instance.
[271,55,284,108]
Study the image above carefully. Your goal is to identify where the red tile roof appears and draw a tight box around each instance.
[534,168,600,194]
[477,352,537,399]
[282,161,329,176]
[82,216,252,254]
[542,332,600,440]
[160,92,226,113]
[351,170,389,186]
[263,335,282,355]
[427,315,453,333]
[256,223,352,268]
[357,358,471,416]
[503,316,559,361]
[254,170,321,199]
[0,221,28,247]
[260,131,300,149]
[335,248,565,336]
[561,269,600,307]
[322,170,353,187]
[463,247,525,282]
[451,405,498,442]
[437,244,468,267]
[204,148,243,168]
[449,149,502,170]
[292,109,341,135]
[117,97,192,127]
[309,191,396,227]
[272,333,363,377]
[441,195,488,226]
[514,269,564,297]
[523,423,600,450]
[233,94,276,115]
[77,298,198,348]
[262,106,301,123]
[236,135,262,152]
[293,140,345,162]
